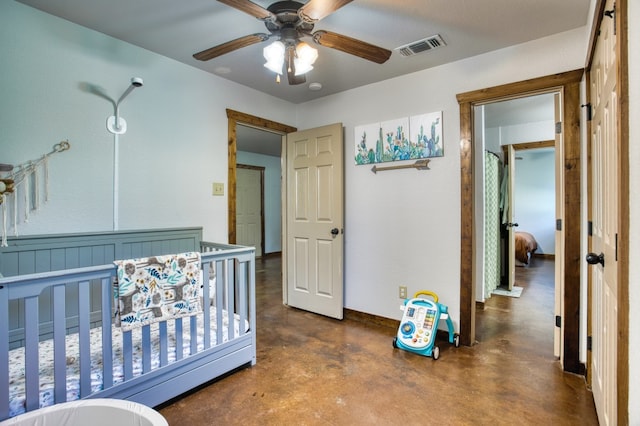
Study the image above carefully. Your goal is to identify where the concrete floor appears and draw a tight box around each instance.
[159,256,598,425]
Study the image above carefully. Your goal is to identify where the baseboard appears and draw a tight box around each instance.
[344,308,399,330]
[261,251,282,258]
[344,308,456,343]
[533,253,555,260]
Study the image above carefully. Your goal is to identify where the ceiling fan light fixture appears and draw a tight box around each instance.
[263,40,285,74]
[296,42,318,65]
[293,62,313,76]
[293,41,318,76]
[264,59,284,74]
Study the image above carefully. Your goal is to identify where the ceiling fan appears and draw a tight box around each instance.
[193,0,392,85]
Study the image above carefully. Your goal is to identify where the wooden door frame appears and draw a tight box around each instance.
[456,69,584,373]
[237,164,265,256]
[226,109,297,245]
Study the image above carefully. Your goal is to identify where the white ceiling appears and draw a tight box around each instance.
[17,0,591,104]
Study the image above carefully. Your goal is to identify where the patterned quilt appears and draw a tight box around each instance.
[114,253,202,331]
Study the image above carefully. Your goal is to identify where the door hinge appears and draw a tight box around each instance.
[615,233,618,261]
[555,122,562,134]
[588,220,593,236]
[587,335,592,351]
[555,315,562,328]
[581,103,592,121]
[604,4,616,36]
[556,219,562,231]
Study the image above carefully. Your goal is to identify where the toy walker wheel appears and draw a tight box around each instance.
[454,334,460,348]
[392,337,398,348]
[432,346,440,360]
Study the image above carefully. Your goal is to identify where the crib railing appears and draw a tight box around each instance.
[0,242,256,421]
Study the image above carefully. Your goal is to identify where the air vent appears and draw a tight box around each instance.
[395,35,446,57]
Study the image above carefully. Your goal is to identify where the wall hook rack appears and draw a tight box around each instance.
[371,159,430,174]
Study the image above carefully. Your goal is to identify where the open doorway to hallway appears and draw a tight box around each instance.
[236,124,284,257]
[474,94,558,355]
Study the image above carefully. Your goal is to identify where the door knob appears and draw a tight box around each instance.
[586,252,605,267]
[505,222,519,228]
[330,228,339,236]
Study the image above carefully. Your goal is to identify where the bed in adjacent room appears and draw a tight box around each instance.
[515,231,538,265]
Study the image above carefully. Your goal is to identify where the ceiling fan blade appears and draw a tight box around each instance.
[217,0,276,21]
[193,33,269,61]
[312,30,391,64]
[298,0,354,23]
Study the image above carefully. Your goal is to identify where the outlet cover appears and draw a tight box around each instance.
[399,286,407,299]
[212,182,224,196]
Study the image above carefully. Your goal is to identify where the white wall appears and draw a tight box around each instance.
[493,120,555,145]
[0,1,296,243]
[627,0,639,422]
[236,151,282,254]
[514,149,555,254]
[296,27,588,324]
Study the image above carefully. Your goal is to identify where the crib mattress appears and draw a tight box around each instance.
[8,307,246,418]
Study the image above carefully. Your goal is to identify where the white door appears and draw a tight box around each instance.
[506,144,516,291]
[237,166,263,257]
[589,1,618,423]
[285,123,344,319]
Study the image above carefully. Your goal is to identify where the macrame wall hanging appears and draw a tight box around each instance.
[0,140,71,246]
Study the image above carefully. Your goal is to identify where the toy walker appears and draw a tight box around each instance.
[392,290,459,360]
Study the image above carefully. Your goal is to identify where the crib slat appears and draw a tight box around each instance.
[78,282,91,397]
[175,319,183,361]
[142,326,151,373]
[24,296,39,412]
[227,260,235,341]
[159,322,168,367]
[101,277,113,389]
[52,285,67,403]
[189,316,197,355]
[201,262,210,350]
[0,286,9,420]
[215,261,224,345]
[237,260,247,335]
[123,331,133,380]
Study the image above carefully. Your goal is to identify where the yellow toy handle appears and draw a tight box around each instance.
[413,290,439,303]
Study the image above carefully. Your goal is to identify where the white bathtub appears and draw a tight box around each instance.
[0,399,168,426]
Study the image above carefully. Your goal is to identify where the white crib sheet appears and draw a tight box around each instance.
[8,307,246,418]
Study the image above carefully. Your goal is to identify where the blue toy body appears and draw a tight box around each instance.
[393,291,459,360]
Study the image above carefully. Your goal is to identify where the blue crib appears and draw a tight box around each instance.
[0,230,256,421]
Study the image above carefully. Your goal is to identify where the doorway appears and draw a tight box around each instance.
[457,69,584,373]
[225,109,297,248]
[236,123,285,257]
[236,164,265,257]
[475,94,558,357]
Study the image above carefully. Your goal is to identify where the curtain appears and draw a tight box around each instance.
[484,152,501,298]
